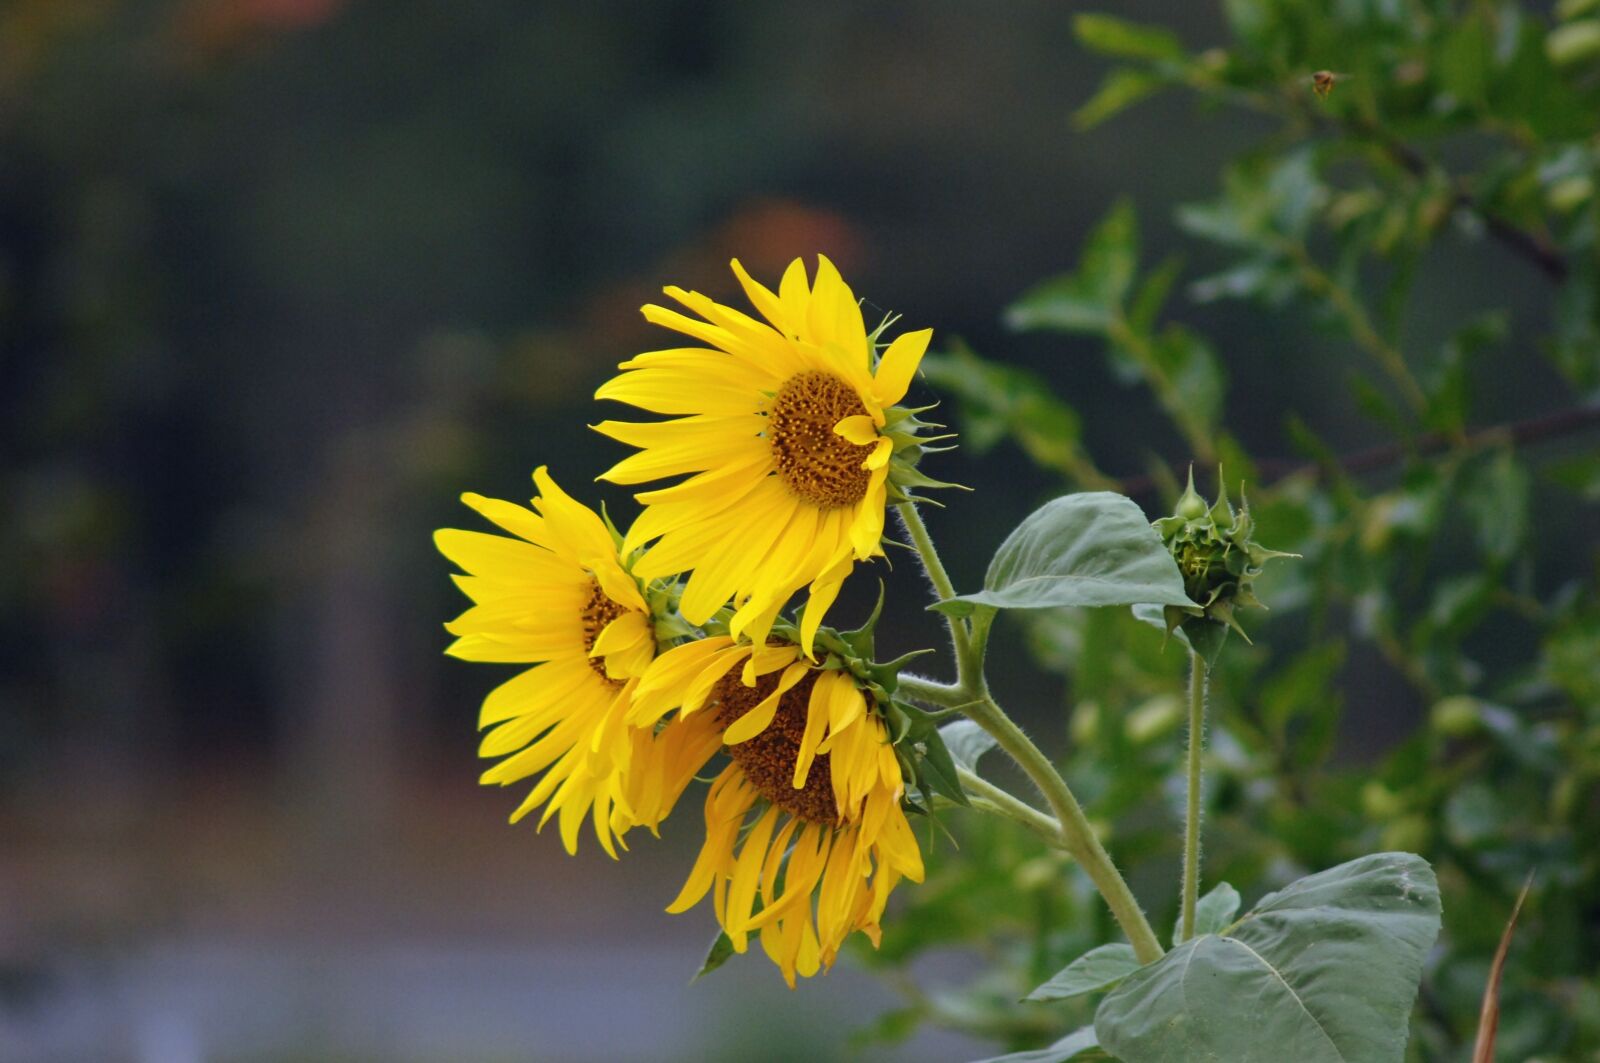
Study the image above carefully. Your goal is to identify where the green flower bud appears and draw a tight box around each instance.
[1152,467,1298,656]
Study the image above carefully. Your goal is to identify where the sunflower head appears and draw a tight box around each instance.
[435,466,669,857]
[593,255,952,656]
[626,635,926,985]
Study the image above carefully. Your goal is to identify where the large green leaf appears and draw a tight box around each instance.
[1095,853,1442,1063]
[936,493,1195,618]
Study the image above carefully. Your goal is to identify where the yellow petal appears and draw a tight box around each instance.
[872,328,932,406]
[722,662,808,745]
[833,414,878,446]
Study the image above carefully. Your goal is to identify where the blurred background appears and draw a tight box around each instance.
[2,1,1596,1060]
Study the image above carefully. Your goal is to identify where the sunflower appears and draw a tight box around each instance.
[623,636,925,986]
[593,256,933,655]
[435,466,659,857]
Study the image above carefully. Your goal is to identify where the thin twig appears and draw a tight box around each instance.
[1115,403,1600,497]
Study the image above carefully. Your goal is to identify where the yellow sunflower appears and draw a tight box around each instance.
[435,466,659,857]
[593,256,933,655]
[623,636,925,986]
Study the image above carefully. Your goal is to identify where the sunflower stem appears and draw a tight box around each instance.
[1180,649,1208,944]
[894,503,971,667]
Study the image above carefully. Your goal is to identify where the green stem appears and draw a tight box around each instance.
[1180,650,1208,943]
[896,503,971,666]
[896,672,970,706]
[957,766,1065,845]
[964,694,1165,965]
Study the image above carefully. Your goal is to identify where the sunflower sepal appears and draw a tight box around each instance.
[888,698,970,809]
[882,401,940,427]
[598,501,627,552]
[885,456,969,506]
[692,930,736,982]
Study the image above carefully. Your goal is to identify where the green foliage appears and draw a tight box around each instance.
[1097,855,1442,1062]
[873,2,1600,1059]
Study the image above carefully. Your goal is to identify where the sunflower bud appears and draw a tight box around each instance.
[1152,467,1297,656]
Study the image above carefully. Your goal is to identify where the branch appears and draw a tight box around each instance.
[1116,403,1600,497]
[1352,118,1570,284]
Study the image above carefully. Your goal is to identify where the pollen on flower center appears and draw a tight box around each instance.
[578,579,628,681]
[714,669,838,824]
[767,370,875,510]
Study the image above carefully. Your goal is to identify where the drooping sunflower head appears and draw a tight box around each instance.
[624,636,926,986]
[593,256,941,656]
[435,466,663,857]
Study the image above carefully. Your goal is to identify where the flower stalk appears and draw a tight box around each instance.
[1180,649,1207,943]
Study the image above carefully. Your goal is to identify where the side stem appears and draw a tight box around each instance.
[1180,650,1208,943]
[964,694,1164,965]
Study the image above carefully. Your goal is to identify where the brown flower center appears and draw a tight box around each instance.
[578,579,628,682]
[767,370,875,509]
[713,668,837,824]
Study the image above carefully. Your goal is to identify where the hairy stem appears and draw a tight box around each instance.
[1180,650,1208,943]
[957,766,1065,845]
[895,503,971,666]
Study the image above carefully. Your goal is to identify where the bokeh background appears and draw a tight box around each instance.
[3,2,1595,1061]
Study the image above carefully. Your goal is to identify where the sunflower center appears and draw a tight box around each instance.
[578,579,627,682]
[713,668,837,824]
[768,370,875,510]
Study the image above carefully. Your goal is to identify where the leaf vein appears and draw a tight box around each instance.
[1224,937,1345,1060]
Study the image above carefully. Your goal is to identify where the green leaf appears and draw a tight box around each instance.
[940,720,998,773]
[1463,449,1530,563]
[936,493,1196,616]
[1074,67,1164,130]
[1189,882,1242,941]
[901,702,969,807]
[692,931,734,981]
[1150,324,1224,434]
[1025,944,1140,1002]
[1073,13,1185,61]
[1095,853,1442,1063]
[973,1025,1105,1063]
[1007,201,1138,334]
